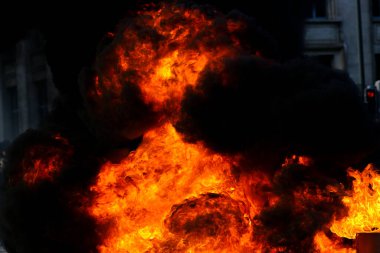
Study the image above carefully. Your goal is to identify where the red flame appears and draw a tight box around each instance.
[19,134,72,186]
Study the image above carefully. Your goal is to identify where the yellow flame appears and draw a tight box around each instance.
[88,123,256,252]
[330,164,380,239]
[313,231,355,253]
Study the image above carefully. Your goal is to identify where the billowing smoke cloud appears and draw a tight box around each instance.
[252,161,352,252]
[177,56,378,173]
[175,54,378,251]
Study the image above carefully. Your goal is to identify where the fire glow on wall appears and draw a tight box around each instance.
[1,1,380,253]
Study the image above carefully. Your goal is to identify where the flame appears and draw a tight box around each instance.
[22,153,62,185]
[87,5,265,251]
[85,2,365,252]
[20,134,71,185]
[330,164,380,239]
[94,3,249,114]
[282,155,313,167]
[8,1,380,252]
[313,231,355,253]
[89,123,258,252]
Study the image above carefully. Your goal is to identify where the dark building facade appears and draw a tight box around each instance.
[0,31,57,144]
[304,0,380,96]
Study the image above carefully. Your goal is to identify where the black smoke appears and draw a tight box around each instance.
[177,56,378,173]
[175,54,379,251]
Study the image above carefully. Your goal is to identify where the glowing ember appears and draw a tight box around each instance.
[330,164,380,239]
[22,153,62,185]
[20,134,71,186]
[282,154,313,167]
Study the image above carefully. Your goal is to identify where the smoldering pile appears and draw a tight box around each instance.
[0,1,379,253]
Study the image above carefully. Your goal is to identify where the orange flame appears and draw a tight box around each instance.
[89,123,258,252]
[282,154,313,167]
[86,2,346,252]
[330,164,380,239]
[94,3,250,114]
[87,4,263,250]
[313,231,355,253]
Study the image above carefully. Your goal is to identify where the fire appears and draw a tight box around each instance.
[86,4,265,250]
[93,2,249,114]
[3,1,380,252]
[282,154,313,167]
[87,3,360,251]
[19,134,71,186]
[89,123,255,252]
[146,50,208,107]
[85,3,272,251]
[313,231,355,253]
[330,164,380,239]
[22,153,62,185]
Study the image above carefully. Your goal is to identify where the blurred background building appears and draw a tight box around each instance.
[304,0,380,94]
[0,30,57,253]
[0,31,57,146]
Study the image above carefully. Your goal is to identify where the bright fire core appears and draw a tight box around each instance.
[89,123,254,252]
[330,164,380,239]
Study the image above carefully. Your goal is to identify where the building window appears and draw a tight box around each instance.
[7,86,19,139]
[375,54,380,81]
[306,0,328,19]
[374,0,380,17]
[35,80,49,124]
[308,54,334,68]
